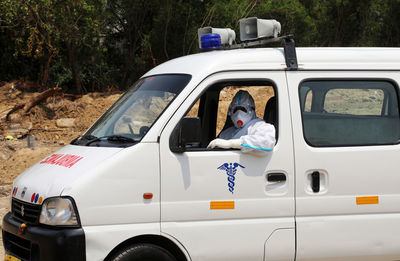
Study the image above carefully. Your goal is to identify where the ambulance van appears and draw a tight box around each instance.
[3,17,400,261]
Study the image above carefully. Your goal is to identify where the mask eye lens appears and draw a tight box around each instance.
[233,106,247,114]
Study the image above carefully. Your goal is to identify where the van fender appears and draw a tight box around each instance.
[161,232,192,261]
[103,232,191,261]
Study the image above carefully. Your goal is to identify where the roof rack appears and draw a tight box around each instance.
[226,35,298,70]
[198,18,298,70]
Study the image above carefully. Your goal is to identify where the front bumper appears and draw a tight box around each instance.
[2,212,86,261]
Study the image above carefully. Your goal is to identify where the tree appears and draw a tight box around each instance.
[1,0,400,93]
[0,0,38,81]
[52,0,106,93]
[1,0,106,92]
[104,0,157,89]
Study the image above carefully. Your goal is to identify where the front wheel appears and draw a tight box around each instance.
[110,243,177,261]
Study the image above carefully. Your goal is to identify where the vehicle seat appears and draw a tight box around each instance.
[217,113,233,137]
[263,96,278,139]
[263,96,276,125]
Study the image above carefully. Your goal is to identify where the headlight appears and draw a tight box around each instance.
[39,197,79,226]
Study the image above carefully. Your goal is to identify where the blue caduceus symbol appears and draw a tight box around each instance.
[217,163,245,194]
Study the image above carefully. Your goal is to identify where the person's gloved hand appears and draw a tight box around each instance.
[207,138,242,149]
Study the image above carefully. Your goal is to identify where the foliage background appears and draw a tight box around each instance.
[1,0,399,93]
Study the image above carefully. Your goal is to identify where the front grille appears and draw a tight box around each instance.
[11,199,41,224]
[3,231,32,260]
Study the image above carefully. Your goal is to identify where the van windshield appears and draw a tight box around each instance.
[72,74,191,147]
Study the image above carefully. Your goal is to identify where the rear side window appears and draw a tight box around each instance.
[324,89,384,115]
[299,80,400,146]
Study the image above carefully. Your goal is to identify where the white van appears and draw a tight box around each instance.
[3,18,400,261]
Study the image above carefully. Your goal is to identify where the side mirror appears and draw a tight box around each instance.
[170,117,201,153]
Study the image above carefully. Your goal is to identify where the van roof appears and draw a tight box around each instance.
[144,48,400,77]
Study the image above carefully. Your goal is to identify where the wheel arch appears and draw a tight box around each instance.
[104,234,189,261]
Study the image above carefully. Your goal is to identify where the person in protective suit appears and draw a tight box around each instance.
[207,90,275,154]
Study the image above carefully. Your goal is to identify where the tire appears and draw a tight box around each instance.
[110,243,177,261]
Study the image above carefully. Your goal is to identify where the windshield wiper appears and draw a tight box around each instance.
[84,135,136,146]
[71,134,97,145]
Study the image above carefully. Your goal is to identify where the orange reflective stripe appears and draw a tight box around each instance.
[356,196,379,205]
[210,201,235,209]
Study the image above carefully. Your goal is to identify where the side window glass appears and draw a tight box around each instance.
[186,99,200,117]
[299,80,400,146]
[299,86,312,112]
[304,90,312,112]
[323,89,384,115]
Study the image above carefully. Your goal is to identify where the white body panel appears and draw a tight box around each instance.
[287,71,400,261]
[264,228,295,261]
[84,223,159,261]
[13,145,123,203]
[67,143,161,260]
[67,143,160,226]
[12,143,162,260]
[159,71,295,261]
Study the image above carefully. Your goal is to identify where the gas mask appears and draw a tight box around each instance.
[231,108,253,128]
[228,90,256,129]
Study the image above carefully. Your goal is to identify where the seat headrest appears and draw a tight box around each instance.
[263,96,276,125]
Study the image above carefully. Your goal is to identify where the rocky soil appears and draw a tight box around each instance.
[0,80,122,258]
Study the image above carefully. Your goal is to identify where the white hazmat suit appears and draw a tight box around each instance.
[208,90,276,154]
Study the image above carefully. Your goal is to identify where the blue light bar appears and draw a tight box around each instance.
[200,33,222,51]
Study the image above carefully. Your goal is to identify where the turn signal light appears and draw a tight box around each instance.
[143,193,153,199]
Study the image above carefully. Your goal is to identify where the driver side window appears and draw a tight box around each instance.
[183,81,276,150]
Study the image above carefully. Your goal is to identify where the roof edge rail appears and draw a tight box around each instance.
[225,35,298,70]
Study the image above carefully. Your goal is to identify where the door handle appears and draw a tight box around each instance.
[311,171,320,193]
[267,173,286,182]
